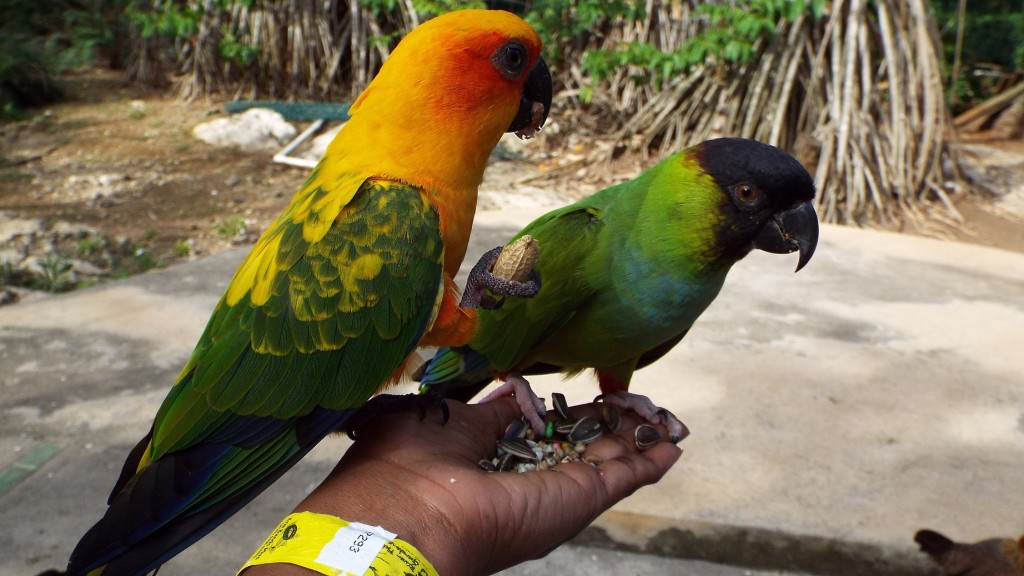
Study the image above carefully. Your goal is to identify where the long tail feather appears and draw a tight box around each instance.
[66,408,352,576]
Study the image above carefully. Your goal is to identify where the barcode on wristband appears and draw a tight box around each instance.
[316,522,397,575]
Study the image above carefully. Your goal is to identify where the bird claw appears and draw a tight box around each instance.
[461,246,540,310]
[345,391,450,439]
[595,391,689,443]
[478,373,548,436]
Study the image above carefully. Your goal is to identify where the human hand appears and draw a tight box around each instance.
[242,396,684,576]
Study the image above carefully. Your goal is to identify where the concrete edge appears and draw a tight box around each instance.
[571,511,937,576]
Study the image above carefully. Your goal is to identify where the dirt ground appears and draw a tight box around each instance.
[2,70,1023,300]
[0,72,302,277]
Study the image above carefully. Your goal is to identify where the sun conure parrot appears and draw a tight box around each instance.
[62,10,551,576]
[418,138,819,439]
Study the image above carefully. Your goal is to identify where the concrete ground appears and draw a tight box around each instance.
[2,204,1023,576]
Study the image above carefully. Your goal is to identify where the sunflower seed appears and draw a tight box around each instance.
[478,459,497,472]
[554,420,577,435]
[504,418,528,440]
[568,416,603,444]
[497,451,516,471]
[634,424,662,450]
[551,392,572,420]
[497,438,539,461]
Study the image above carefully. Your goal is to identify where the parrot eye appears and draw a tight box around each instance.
[732,183,764,208]
[493,41,529,79]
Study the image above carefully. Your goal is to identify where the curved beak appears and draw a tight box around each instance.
[507,57,552,138]
[752,201,819,272]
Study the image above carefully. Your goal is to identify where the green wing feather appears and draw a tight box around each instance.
[148,178,444,461]
[68,175,448,576]
[471,197,610,372]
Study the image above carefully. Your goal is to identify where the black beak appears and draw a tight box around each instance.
[507,57,551,137]
[752,201,819,272]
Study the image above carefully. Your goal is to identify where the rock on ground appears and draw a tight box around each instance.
[192,108,297,153]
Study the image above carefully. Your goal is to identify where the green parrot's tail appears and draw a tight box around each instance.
[416,345,493,402]
[418,346,565,403]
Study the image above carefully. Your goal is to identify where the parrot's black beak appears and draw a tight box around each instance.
[508,57,552,138]
[753,201,819,272]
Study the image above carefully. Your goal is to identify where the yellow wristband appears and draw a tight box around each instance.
[238,511,439,576]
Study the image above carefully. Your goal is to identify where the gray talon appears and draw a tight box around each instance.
[602,405,621,433]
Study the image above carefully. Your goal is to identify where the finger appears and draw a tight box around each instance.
[564,402,684,450]
[593,442,682,499]
[549,441,681,511]
[555,402,683,501]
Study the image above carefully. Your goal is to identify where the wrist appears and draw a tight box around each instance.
[239,511,441,576]
[294,461,471,575]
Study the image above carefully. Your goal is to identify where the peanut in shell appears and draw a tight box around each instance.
[492,235,539,282]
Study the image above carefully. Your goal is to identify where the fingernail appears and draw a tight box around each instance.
[672,422,691,444]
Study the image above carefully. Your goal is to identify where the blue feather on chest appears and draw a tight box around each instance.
[610,249,726,335]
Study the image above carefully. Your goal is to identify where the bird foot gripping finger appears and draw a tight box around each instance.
[345,391,450,439]
[595,391,689,443]
[478,374,548,436]
[460,238,541,310]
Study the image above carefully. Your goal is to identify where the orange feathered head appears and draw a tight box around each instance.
[331,9,551,196]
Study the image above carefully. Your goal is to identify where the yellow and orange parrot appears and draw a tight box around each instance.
[63,10,550,575]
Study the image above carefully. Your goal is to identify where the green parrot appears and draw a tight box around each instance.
[418,137,819,439]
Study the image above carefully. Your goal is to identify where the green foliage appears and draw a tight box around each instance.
[49,0,134,70]
[0,261,32,287]
[122,0,489,83]
[132,246,159,272]
[412,0,485,17]
[219,29,260,67]
[112,244,161,277]
[361,0,485,18]
[580,0,826,90]
[931,0,1024,113]
[33,254,74,293]
[75,235,105,256]
[1,0,139,119]
[524,0,640,63]
[932,0,1024,69]
[213,216,247,240]
[360,0,484,55]
[173,240,194,257]
[128,1,199,39]
[1,0,63,119]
